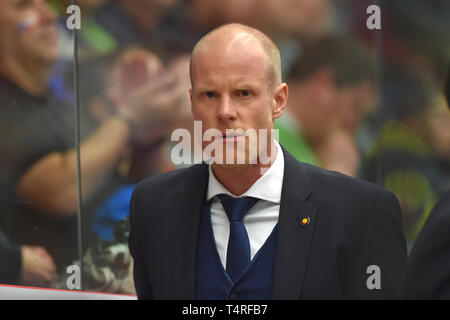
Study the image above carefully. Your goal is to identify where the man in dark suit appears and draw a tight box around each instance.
[404,191,450,299]
[129,23,406,299]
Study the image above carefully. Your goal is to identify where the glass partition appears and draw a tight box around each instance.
[0,0,448,298]
[0,0,79,289]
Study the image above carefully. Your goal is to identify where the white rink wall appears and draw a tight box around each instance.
[0,285,137,300]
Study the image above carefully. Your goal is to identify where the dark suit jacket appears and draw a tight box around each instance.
[404,191,450,299]
[129,148,407,299]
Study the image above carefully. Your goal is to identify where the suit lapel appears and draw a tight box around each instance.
[273,149,318,299]
[168,163,209,299]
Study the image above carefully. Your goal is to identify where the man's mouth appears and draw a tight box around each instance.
[216,131,245,142]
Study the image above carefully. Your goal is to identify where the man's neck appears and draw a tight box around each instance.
[211,142,278,196]
[0,56,51,97]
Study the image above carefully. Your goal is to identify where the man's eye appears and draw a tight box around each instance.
[236,90,251,97]
[205,92,215,98]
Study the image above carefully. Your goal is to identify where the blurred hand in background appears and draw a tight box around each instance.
[20,245,57,287]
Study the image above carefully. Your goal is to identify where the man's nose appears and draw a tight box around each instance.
[217,95,237,122]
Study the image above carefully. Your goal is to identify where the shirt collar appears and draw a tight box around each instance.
[206,140,284,203]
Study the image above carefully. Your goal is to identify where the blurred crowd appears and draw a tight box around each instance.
[0,0,448,294]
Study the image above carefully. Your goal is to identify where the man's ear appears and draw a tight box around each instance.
[272,83,288,120]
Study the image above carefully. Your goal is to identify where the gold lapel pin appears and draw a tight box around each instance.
[301,217,310,226]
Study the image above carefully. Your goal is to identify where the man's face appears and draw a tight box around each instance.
[190,39,285,166]
[0,0,60,64]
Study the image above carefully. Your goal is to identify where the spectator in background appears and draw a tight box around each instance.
[52,0,116,60]
[62,48,192,293]
[341,0,450,249]
[261,0,331,41]
[47,0,118,107]
[0,0,185,285]
[362,70,450,249]
[189,0,332,42]
[0,0,64,287]
[347,0,449,83]
[189,0,265,32]
[79,48,192,184]
[404,65,450,299]
[48,0,183,106]
[260,0,334,76]
[93,0,179,51]
[275,36,375,176]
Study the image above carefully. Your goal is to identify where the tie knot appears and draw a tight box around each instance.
[217,194,259,222]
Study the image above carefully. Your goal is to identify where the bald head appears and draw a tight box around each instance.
[190,23,282,89]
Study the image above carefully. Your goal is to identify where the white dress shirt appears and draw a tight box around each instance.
[206,140,284,268]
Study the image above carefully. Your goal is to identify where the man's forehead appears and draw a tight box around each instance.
[197,40,267,64]
[192,50,269,84]
[223,32,262,51]
[192,36,269,79]
[196,30,265,60]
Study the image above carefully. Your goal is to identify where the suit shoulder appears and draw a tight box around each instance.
[134,164,205,194]
[301,162,395,201]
